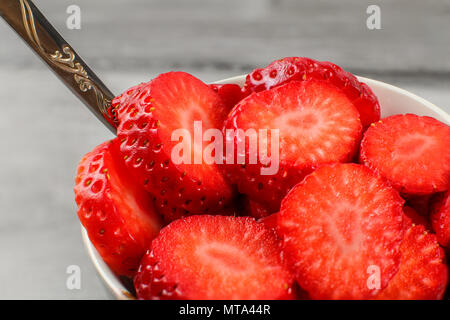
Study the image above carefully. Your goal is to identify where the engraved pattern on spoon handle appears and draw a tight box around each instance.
[0,0,118,133]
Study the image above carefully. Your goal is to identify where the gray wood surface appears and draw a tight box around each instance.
[0,0,449,299]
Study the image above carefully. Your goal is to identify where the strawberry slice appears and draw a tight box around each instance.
[431,191,450,249]
[223,80,362,212]
[376,225,448,300]
[115,72,235,222]
[74,140,162,276]
[134,215,295,300]
[360,114,450,195]
[244,57,380,128]
[403,205,430,230]
[278,163,405,299]
[209,83,249,115]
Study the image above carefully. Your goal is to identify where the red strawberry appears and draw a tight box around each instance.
[244,57,380,128]
[209,83,249,114]
[108,82,146,127]
[278,163,405,299]
[134,215,295,300]
[74,140,162,276]
[258,212,278,231]
[376,225,448,300]
[431,191,450,249]
[360,114,450,195]
[223,80,362,212]
[403,205,430,230]
[115,72,235,222]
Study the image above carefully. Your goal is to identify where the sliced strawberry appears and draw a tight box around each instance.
[258,212,279,231]
[244,57,380,128]
[74,140,162,276]
[278,163,405,299]
[134,215,295,300]
[209,83,249,115]
[360,114,450,195]
[431,191,450,249]
[115,72,235,222]
[223,80,362,212]
[376,225,448,300]
[403,205,430,230]
[107,82,146,127]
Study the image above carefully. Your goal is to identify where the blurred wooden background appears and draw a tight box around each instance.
[0,0,448,299]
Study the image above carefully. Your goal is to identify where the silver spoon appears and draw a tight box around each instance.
[0,0,117,133]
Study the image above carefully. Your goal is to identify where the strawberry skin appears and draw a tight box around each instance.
[134,215,295,300]
[244,57,380,128]
[431,191,450,249]
[223,80,362,212]
[74,140,162,276]
[209,83,249,115]
[360,114,450,196]
[376,225,448,300]
[114,72,234,222]
[278,163,405,299]
[108,82,146,127]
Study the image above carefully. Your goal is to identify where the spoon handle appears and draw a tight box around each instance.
[0,0,117,133]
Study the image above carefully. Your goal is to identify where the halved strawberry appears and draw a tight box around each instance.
[376,225,448,300]
[278,163,405,299]
[134,215,295,300]
[244,57,380,128]
[403,205,430,230]
[115,72,235,222]
[74,140,162,276]
[209,83,249,115]
[223,80,362,212]
[360,114,450,195]
[431,191,450,249]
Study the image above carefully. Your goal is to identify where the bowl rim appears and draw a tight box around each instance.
[81,74,450,300]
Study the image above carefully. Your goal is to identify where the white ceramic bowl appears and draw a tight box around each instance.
[81,75,450,300]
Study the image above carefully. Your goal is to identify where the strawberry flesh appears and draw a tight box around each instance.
[278,163,405,299]
[223,80,362,212]
[376,225,448,300]
[360,114,450,195]
[134,215,295,300]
